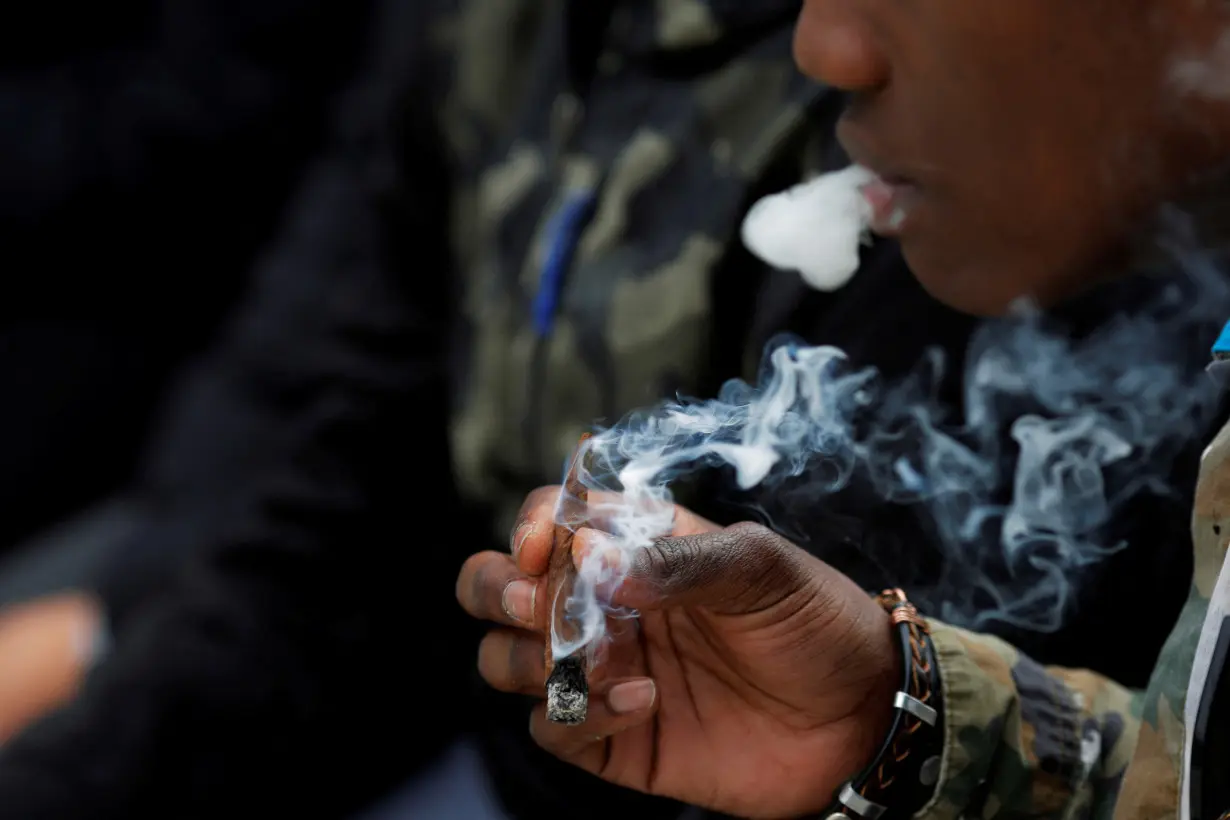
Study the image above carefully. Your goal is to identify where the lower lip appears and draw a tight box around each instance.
[860,178,919,237]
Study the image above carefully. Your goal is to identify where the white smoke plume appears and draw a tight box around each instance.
[550,168,1230,663]
[740,164,875,291]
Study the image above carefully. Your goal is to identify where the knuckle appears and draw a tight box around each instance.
[721,522,807,608]
[645,536,696,580]
[723,520,778,550]
[722,521,792,567]
[646,533,720,593]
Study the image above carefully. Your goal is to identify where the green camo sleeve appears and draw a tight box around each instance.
[918,621,1140,820]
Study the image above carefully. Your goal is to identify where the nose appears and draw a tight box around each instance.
[793,0,890,92]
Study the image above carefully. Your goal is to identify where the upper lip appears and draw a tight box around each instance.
[836,117,919,188]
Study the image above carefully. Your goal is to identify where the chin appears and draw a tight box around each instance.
[900,247,1017,319]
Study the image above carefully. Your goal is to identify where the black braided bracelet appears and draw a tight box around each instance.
[820,589,945,820]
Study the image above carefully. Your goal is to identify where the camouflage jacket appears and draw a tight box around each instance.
[437,0,843,533]
[921,403,1230,820]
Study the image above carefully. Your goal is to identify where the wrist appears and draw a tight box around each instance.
[824,590,945,820]
[862,604,904,748]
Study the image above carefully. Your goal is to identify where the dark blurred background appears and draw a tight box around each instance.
[0,0,370,552]
[0,4,509,816]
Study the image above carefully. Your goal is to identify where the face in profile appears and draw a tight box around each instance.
[793,0,1230,316]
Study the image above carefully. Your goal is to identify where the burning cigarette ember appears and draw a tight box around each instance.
[545,434,591,725]
[546,656,588,725]
[740,164,876,292]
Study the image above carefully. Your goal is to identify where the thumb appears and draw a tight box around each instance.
[611,522,814,616]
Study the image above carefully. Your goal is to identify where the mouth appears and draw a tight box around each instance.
[837,122,923,238]
[859,176,919,238]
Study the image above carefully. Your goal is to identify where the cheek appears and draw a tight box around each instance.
[882,107,1117,312]
[899,174,1132,316]
[879,20,1181,314]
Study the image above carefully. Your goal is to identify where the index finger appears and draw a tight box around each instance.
[510,485,564,576]
[511,484,719,577]
[510,486,646,575]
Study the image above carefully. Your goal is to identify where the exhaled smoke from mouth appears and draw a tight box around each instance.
[550,170,1230,663]
[740,165,875,291]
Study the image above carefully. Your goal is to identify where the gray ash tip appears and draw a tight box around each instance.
[546,656,588,725]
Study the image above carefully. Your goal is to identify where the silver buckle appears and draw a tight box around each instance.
[838,783,887,819]
[895,690,938,726]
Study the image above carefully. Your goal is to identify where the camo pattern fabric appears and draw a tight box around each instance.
[429,0,820,535]
[920,414,1230,819]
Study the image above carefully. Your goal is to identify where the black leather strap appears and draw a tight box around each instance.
[820,590,945,820]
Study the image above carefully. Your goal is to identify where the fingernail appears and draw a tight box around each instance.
[502,579,536,625]
[511,522,535,558]
[607,679,656,715]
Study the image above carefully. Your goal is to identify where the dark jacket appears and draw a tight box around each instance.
[0,1,1214,818]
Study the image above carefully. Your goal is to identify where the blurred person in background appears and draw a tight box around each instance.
[0,0,374,739]
[0,1,1217,818]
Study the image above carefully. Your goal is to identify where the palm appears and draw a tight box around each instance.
[591,572,892,819]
